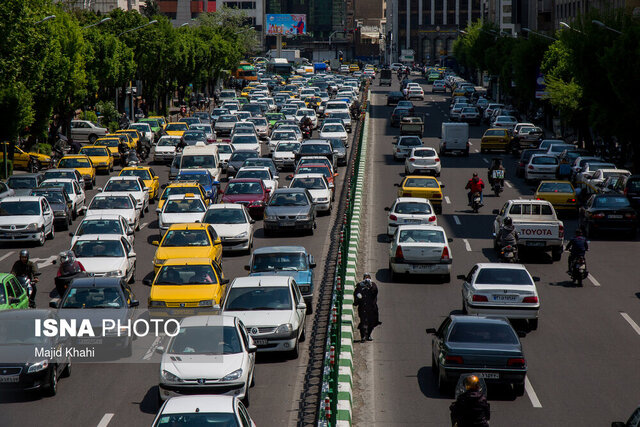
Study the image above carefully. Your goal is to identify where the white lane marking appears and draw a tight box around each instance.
[36,255,58,269]
[588,274,601,287]
[468,142,473,146]
[139,222,149,230]
[463,239,472,252]
[620,312,640,336]
[475,149,480,153]
[97,413,115,427]
[483,158,489,164]
[505,180,513,188]
[143,336,163,360]
[525,377,542,408]
[453,215,461,225]
[0,251,14,263]
[444,196,451,204]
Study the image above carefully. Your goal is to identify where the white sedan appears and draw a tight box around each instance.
[157,193,207,235]
[407,86,425,100]
[273,142,301,171]
[235,166,278,193]
[100,176,150,216]
[71,234,136,283]
[460,263,540,330]
[405,147,441,176]
[389,225,452,282]
[152,396,256,427]
[203,203,254,252]
[392,135,424,160]
[153,136,181,163]
[386,197,437,235]
[269,130,299,155]
[41,178,86,219]
[524,154,559,183]
[85,193,141,231]
[0,196,56,246]
[289,173,333,213]
[158,315,256,403]
[319,123,348,145]
[71,214,134,247]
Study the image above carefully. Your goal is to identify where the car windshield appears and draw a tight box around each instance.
[0,201,40,216]
[166,123,188,131]
[395,202,431,214]
[78,219,123,236]
[322,125,344,133]
[168,326,241,355]
[269,192,309,206]
[398,229,444,243]
[225,287,292,311]
[230,152,256,163]
[155,265,218,285]
[602,170,627,178]
[89,196,133,210]
[226,182,263,195]
[291,177,326,190]
[404,178,438,188]
[162,229,209,246]
[400,138,422,147]
[215,144,233,154]
[120,169,151,180]
[538,182,573,193]
[80,148,109,157]
[32,191,65,204]
[161,186,199,200]
[203,208,246,224]
[104,180,140,192]
[59,158,91,168]
[182,155,216,168]
[593,196,631,208]
[73,240,125,258]
[475,268,533,285]
[7,177,38,189]
[448,322,519,345]
[61,287,124,309]
[237,170,269,180]
[164,199,205,213]
[252,253,308,272]
[277,143,300,152]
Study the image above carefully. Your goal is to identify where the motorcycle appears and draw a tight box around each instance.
[450,373,489,427]
[16,274,38,308]
[301,125,312,139]
[569,255,588,286]
[55,271,88,299]
[500,244,519,263]
[471,192,482,213]
[28,156,40,173]
[125,149,141,167]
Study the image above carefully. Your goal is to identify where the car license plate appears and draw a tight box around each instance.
[493,295,518,301]
[404,219,422,224]
[412,264,437,271]
[608,215,623,219]
[280,221,295,227]
[253,339,268,345]
[0,376,19,383]
[526,241,545,247]
[78,338,102,345]
[478,372,499,379]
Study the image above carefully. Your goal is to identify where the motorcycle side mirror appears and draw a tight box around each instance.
[492,209,499,215]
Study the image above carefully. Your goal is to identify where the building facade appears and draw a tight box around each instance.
[70,0,140,13]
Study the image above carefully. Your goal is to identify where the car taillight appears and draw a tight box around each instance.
[435,158,440,162]
[567,198,576,203]
[519,162,524,167]
[409,157,415,162]
[536,198,542,200]
[442,142,447,148]
[592,212,605,219]
[389,214,398,221]
[395,245,404,260]
[472,294,488,302]
[432,192,442,199]
[625,212,637,219]
[624,187,628,195]
[428,215,436,222]
[441,246,450,260]
[522,296,539,304]
[445,355,463,364]
[558,224,564,238]
[528,165,534,169]
[507,358,526,367]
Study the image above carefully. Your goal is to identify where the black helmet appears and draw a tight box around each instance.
[504,217,513,226]
[575,228,583,236]
[19,249,29,260]
[472,172,478,177]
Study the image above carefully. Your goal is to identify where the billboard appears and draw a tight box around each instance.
[266,14,307,35]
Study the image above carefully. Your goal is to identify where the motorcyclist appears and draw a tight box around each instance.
[450,375,490,427]
[565,228,588,273]
[487,158,505,187]
[10,250,39,308]
[497,216,518,248]
[350,99,361,120]
[55,250,86,298]
[465,173,485,206]
[118,139,129,167]
[301,116,313,137]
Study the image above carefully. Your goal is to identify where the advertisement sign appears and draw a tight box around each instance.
[535,69,548,99]
[266,14,307,35]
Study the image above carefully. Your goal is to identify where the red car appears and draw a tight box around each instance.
[220,178,270,219]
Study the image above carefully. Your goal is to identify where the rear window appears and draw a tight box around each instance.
[538,182,573,193]
[531,156,558,165]
[398,229,444,243]
[404,178,438,188]
[593,196,631,208]
[475,268,533,285]
[508,203,553,215]
[485,130,505,136]
[448,322,519,345]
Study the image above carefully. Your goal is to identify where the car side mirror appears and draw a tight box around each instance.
[297,302,307,310]
[456,274,466,280]
[151,240,159,246]
[9,297,20,305]
[532,276,541,282]
[96,187,103,192]
[214,238,222,245]
[49,299,59,308]
[492,209,499,215]
[394,183,400,187]
[384,207,390,211]
[130,300,140,307]
[155,208,161,214]
[143,278,152,286]
[448,238,453,243]
[250,219,256,224]
[143,187,150,192]
[128,251,136,258]
[248,343,258,353]
[425,328,437,335]
[69,232,74,237]
[439,183,445,188]
[220,278,230,285]
[244,265,250,271]
[334,173,339,177]
[155,346,165,354]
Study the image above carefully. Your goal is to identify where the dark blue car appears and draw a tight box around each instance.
[175,170,219,203]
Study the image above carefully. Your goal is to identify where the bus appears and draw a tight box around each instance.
[233,62,258,82]
[266,58,294,79]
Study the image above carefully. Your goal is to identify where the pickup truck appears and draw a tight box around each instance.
[493,199,565,261]
[400,116,424,137]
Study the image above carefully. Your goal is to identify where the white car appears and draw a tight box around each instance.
[319,123,348,145]
[407,86,425,100]
[41,178,86,219]
[393,135,424,160]
[235,166,278,193]
[432,80,447,93]
[203,203,254,252]
[71,214,134,247]
[524,154,559,183]
[153,136,181,163]
[460,263,540,330]
[449,103,470,121]
[273,142,300,170]
[295,109,318,128]
[574,161,616,189]
[189,123,217,143]
[157,193,207,235]
[152,395,256,427]
[586,168,630,189]
[388,225,452,282]
[405,147,441,176]
[214,143,235,171]
[130,122,154,143]
[289,173,333,213]
[269,130,299,154]
[0,196,55,245]
[70,119,108,144]
[230,133,260,153]
[386,197,437,235]
[71,234,136,282]
[43,168,86,190]
[390,63,404,71]
[492,115,518,130]
[158,315,256,403]
[276,124,303,142]
[85,192,141,231]
[101,176,150,216]
[222,276,306,357]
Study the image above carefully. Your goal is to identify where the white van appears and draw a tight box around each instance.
[180,145,221,181]
[439,122,469,156]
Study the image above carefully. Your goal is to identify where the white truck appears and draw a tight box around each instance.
[493,199,565,261]
[439,122,469,156]
[267,49,300,62]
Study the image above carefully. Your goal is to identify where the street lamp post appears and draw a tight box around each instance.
[82,17,111,30]
[117,19,158,37]
[35,15,56,25]
[592,20,622,35]
[522,27,557,41]
[559,21,582,34]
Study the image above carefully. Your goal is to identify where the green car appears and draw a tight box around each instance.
[0,273,30,310]
[428,72,441,83]
[233,97,249,106]
[266,112,286,128]
[139,118,162,137]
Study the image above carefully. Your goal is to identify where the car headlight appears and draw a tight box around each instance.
[234,232,248,239]
[316,198,329,202]
[26,223,39,231]
[264,214,277,220]
[198,300,213,307]
[154,259,166,266]
[297,214,311,220]
[27,360,49,373]
[54,211,66,216]
[106,270,124,277]
[148,300,166,308]
[221,369,243,382]
[275,323,293,335]
[161,370,183,383]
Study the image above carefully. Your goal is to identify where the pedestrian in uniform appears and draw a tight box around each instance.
[354,273,381,342]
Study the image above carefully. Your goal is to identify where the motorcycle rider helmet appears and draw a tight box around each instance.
[19,249,29,260]
[503,217,513,227]
[464,375,480,391]
[575,228,583,236]
[59,250,75,266]
[472,172,479,182]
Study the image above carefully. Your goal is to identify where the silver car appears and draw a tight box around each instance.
[70,120,108,144]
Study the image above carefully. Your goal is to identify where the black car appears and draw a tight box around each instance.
[396,100,415,115]
[427,315,527,396]
[614,175,640,211]
[579,194,638,238]
[390,107,412,127]
[0,309,71,396]
[386,91,405,106]
[296,140,336,169]
[30,187,73,230]
[516,149,546,178]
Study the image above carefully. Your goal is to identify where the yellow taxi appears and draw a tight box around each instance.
[534,180,578,213]
[116,129,141,148]
[147,258,228,310]
[0,143,51,170]
[57,154,96,189]
[94,137,123,158]
[79,145,113,173]
[149,116,167,129]
[164,122,189,137]
[157,182,208,210]
[349,64,360,72]
[119,166,160,201]
[396,176,445,214]
[481,128,511,153]
[152,223,223,274]
[106,133,135,150]
[304,96,322,109]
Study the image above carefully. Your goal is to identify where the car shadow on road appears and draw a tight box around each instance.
[417,366,450,400]
[139,386,160,413]
[375,267,450,285]
[548,279,582,288]
[0,390,42,404]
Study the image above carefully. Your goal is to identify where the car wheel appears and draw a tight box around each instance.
[59,218,69,231]
[513,382,525,396]
[529,318,538,331]
[145,203,149,213]
[585,223,593,238]
[300,326,306,342]
[44,366,58,396]
[48,224,55,240]
[122,340,133,357]
[135,219,140,231]
[72,208,77,221]
[68,215,72,226]
[38,228,46,246]
[462,299,468,314]
[551,247,562,262]
[62,360,71,378]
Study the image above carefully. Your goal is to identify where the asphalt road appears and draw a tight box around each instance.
[355,77,640,426]
[0,127,354,426]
